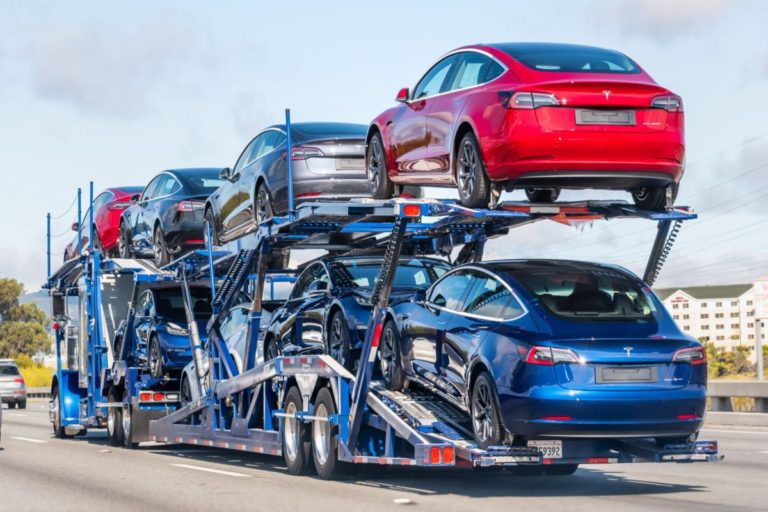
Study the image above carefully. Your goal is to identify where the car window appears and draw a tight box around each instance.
[234,138,260,175]
[220,306,249,339]
[291,263,327,299]
[157,175,180,197]
[252,131,283,161]
[328,258,451,289]
[137,291,152,317]
[427,270,473,311]
[141,176,163,201]
[0,364,21,376]
[451,52,499,90]
[92,192,112,212]
[462,272,524,320]
[153,287,212,322]
[499,45,639,74]
[413,55,458,99]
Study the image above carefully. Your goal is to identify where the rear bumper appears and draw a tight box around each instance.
[1,390,27,403]
[163,213,205,252]
[498,385,705,438]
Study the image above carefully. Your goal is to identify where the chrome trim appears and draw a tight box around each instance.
[408,48,510,103]
[424,265,528,323]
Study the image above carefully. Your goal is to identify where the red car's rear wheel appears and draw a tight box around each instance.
[456,132,491,208]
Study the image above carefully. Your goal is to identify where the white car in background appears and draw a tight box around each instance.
[0,359,27,410]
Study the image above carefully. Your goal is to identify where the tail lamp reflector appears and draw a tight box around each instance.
[429,447,441,465]
[140,392,152,402]
[526,346,580,365]
[402,204,422,217]
[442,447,454,465]
[152,392,165,402]
[672,346,707,365]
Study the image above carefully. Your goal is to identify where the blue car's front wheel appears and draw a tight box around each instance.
[471,371,505,448]
[148,336,164,379]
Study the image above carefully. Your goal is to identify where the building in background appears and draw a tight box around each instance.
[656,280,766,360]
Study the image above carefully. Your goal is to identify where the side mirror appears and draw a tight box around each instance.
[130,194,140,204]
[395,87,410,103]
[219,167,232,180]
[71,222,79,232]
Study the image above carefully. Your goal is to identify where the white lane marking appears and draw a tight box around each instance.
[702,429,768,436]
[171,463,250,478]
[758,450,768,454]
[10,436,48,444]
[6,413,28,417]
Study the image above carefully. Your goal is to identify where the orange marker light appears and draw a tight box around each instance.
[403,204,421,217]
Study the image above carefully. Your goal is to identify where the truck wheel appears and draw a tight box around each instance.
[122,397,137,449]
[312,386,347,480]
[379,320,405,391]
[51,386,69,439]
[470,371,504,448]
[8,402,15,409]
[282,386,311,475]
[107,391,124,446]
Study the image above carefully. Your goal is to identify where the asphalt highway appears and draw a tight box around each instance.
[1,400,766,512]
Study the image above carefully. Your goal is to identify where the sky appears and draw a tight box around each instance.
[0,0,767,292]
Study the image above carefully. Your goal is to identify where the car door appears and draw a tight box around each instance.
[219,136,260,236]
[132,176,163,255]
[404,269,473,386]
[441,269,524,398]
[425,52,502,173]
[392,54,459,175]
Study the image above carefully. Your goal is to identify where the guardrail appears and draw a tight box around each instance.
[707,380,768,427]
[27,386,51,399]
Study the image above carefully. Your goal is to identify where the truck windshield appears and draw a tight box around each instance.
[329,258,450,289]
[154,287,212,322]
[507,266,657,321]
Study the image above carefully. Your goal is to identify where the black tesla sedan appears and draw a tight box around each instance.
[118,168,224,266]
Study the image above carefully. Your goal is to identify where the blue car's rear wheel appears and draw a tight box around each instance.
[148,336,164,379]
[471,371,504,448]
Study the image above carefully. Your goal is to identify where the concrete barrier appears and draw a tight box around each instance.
[27,386,51,398]
[708,381,768,413]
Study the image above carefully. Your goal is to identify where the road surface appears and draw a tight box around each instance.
[1,400,766,511]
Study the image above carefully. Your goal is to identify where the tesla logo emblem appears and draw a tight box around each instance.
[624,346,633,357]
[603,90,612,100]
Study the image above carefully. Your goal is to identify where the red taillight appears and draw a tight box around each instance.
[539,416,572,421]
[672,346,707,365]
[677,414,699,420]
[14,377,25,384]
[499,91,559,109]
[291,146,324,160]
[442,447,454,464]
[525,346,580,365]
[402,204,421,217]
[295,192,322,199]
[651,94,683,112]
[429,447,441,465]
[140,392,152,402]
[153,392,165,402]
[111,201,132,210]
[175,200,205,212]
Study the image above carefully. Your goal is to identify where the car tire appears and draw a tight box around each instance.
[18,400,26,410]
[153,226,170,267]
[148,336,164,379]
[107,390,124,447]
[380,320,405,391]
[328,311,353,372]
[51,385,70,439]
[204,208,219,248]
[8,402,15,409]
[366,132,395,199]
[282,386,312,475]
[456,132,491,208]
[255,183,274,224]
[470,371,504,448]
[264,336,280,362]
[312,386,347,480]
[180,374,192,407]
[525,188,560,203]
[632,183,676,211]
[119,224,132,258]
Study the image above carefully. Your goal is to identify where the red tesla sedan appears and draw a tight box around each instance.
[63,186,143,261]
[366,43,684,210]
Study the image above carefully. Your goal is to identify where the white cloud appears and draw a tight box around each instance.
[607,0,732,42]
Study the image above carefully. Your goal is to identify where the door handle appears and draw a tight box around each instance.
[399,314,409,320]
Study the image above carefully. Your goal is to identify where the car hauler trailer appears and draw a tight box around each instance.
[46,111,721,479]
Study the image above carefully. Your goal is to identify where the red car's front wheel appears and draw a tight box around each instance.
[456,132,491,208]
[366,132,394,199]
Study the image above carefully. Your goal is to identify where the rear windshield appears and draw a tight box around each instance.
[0,364,21,376]
[508,267,657,321]
[154,287,212,322]
[501,45,639,74]
[329,259,451,289]
[178,173,226,195]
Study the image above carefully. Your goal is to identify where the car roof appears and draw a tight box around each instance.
[264,122,367,140]
[474,259,635,276]
[163,168,223,178]
[483,42,627,57]
[297,255,450,272]
[107,186,144,194]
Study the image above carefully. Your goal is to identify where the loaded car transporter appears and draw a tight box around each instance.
[45,110,721,479]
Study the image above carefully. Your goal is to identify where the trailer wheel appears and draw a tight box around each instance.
[122,397,138,449]
[380,320,405,391]
[282,386,311,475]
[312,386,346,480]
[470,371,504,448]
[51,385,69,439]
[107,391,124,447]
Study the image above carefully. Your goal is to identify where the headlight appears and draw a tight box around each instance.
[353,295,372,307]
[166,322,189,336]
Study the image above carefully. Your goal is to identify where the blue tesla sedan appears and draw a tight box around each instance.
[379,260,707,447]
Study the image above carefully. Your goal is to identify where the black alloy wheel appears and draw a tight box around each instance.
[379,320,405,391]
[525,188,561,203]
[632,186,669,211]
[328,312,353,372]
[456,132,491,208]
[153,226,170,267]
[180,374,192,407]
[148,336,164,379]
[255,184,274,224]
[118,224,132,258]
[366,132,394,199]
[264,337,280,362]
[470,371,504,448]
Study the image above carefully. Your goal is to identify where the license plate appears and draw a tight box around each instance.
[597,365,657,383]
[527,440,562,459]
[576,109,636,126]
[335,158,364,170]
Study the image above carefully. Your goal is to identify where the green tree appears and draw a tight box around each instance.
[0,277,51,357]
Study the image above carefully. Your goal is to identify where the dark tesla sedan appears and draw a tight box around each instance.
[116,283,213,379]
[119,169,225,266]
[205,123,402,245]
[263,256,451,371]
[379,260,706,448]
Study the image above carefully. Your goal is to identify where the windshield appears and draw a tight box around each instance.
[499,44,639,74]
[329,258,450,289]
[508,266,657,321]
[154,287,212,323]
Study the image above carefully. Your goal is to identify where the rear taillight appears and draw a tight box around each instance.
[651,94,683,112]
[111,202,132,210]
[673,346,706,365]
[291,146,324,160]
[499,91,559,109]
[14,377,25,384]
[140,392,152,402]
[295,192,322,199]
[175,200,205,212]
[525,346,580,365]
